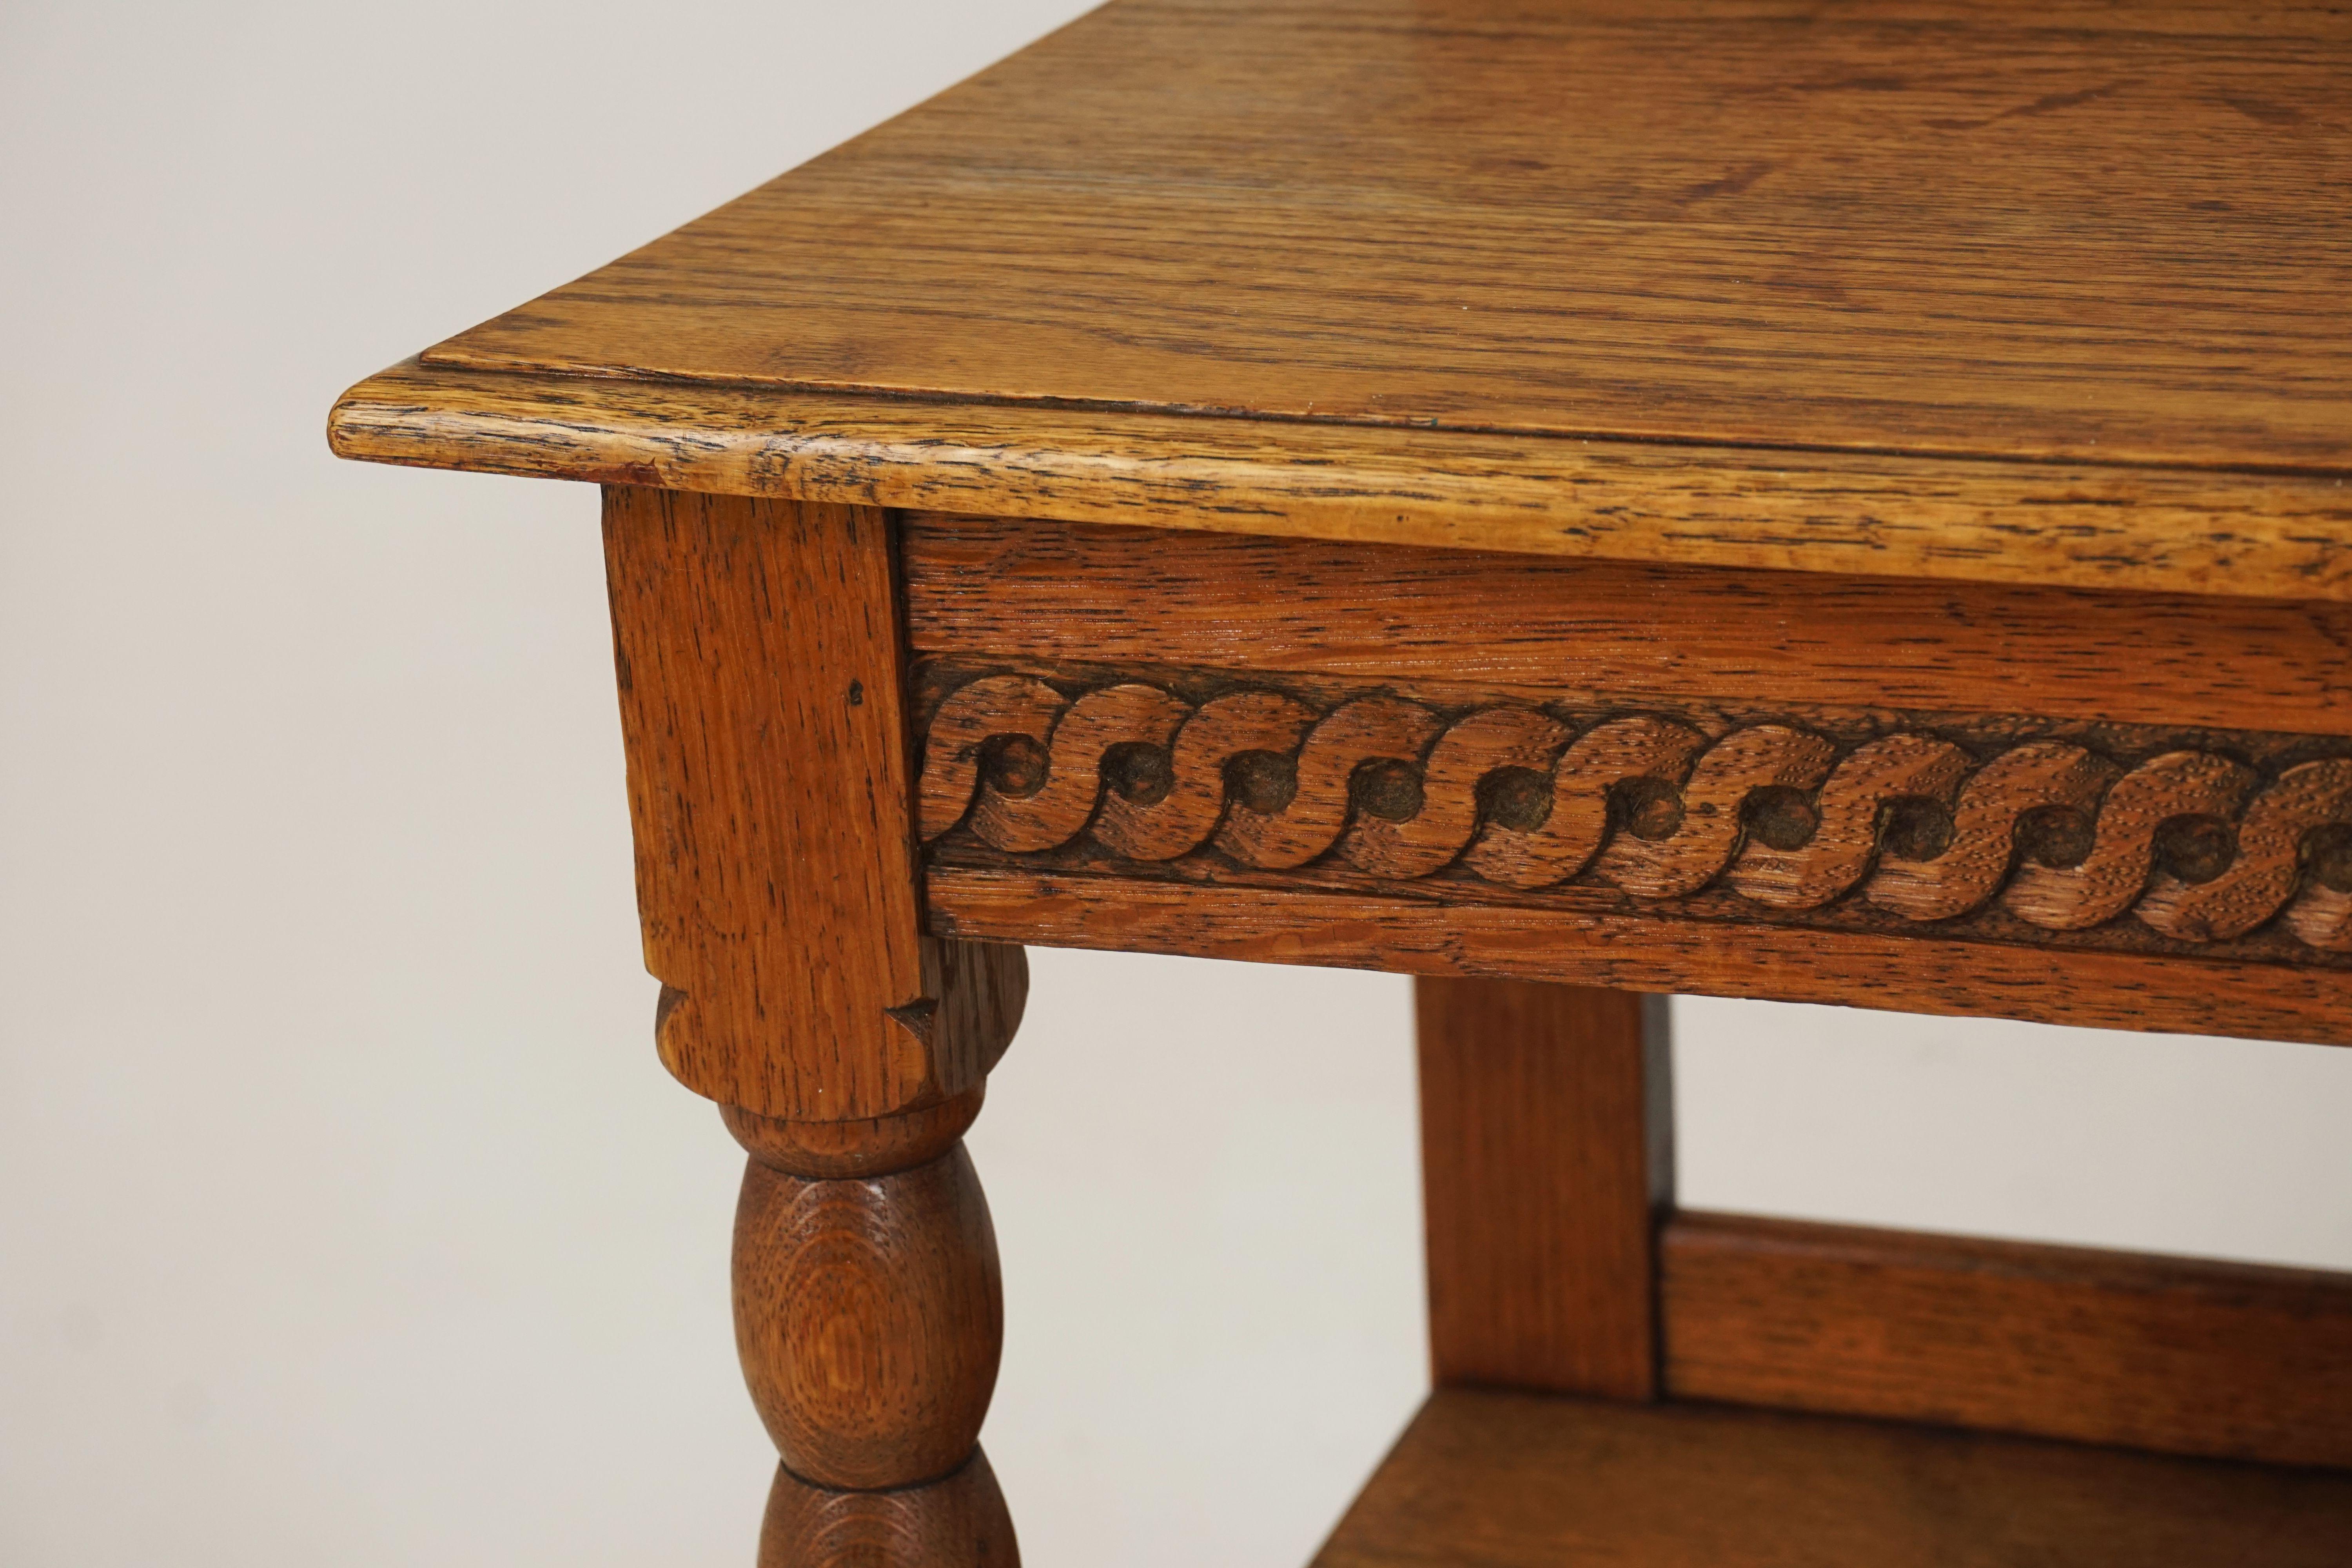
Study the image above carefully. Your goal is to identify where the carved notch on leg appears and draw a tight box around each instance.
[606,488,1029,1122]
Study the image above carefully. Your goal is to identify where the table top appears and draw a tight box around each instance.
[334,0,2352,599]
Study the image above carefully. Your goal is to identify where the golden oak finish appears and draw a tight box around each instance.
[1661,1212,2352,1472]
[422,2,2352,477]
[603,487,1025,1121]
[603,483,1025,1561]
[915,659,2352,969]
[1417,980,1670,1399]
[1312,1391,2352,1568]
[332,359,2352,604]
[733,1148,1002,1491]
[724,1093,1016,1563]
[928,866,2352,1047]
[726,1087,985,1182]
[327,2,2352,1560]
[902,512,2352,1048]
[902,515,2352,737]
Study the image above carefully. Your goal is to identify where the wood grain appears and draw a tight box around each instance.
[1310,1390,2352,1568]
[325,4,2352,1540]
[925,866,2352,1048]
[421,1,2352,479]
[760,1452,1018,1568]
[733,1145,1002,1492]
[333,359,2352,604]
[1417,980,1670,1400]
[1661,1211,2352,1472]
[725,1085,985,1181]
[603,486,1025,1119]
[902,514,2352,737]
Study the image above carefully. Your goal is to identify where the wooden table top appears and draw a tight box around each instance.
[334,0,2352,600]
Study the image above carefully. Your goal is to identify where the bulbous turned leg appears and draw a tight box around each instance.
[599,490,1027,1561]
[725,1087,1017,1566]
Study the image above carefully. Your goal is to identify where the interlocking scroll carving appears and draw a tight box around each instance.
[915,662,2352,960]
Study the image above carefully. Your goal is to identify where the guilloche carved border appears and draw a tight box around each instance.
[912,659,2352,965]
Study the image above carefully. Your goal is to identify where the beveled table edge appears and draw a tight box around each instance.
[330,358,2352,603]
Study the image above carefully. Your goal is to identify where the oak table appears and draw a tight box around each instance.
[331,2,2352,1562]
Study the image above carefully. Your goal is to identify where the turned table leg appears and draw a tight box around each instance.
[728,1091,1016,1565]
[599,486,1025,1563]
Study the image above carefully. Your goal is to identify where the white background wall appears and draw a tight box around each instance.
[3,4,2347,1564]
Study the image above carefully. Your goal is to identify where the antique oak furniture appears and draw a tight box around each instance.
[330,1,2352,1561]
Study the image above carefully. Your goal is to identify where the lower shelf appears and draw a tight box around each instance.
[1312,1390,2352,1566]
